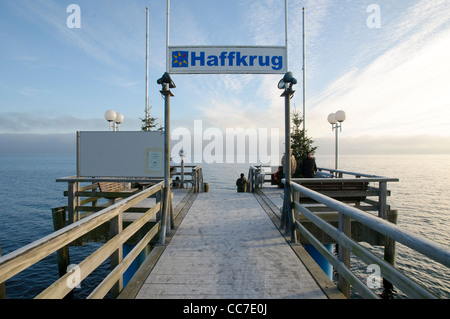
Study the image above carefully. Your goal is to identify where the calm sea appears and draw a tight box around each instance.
[0,154,449,299]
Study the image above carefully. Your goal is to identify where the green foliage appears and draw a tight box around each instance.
[140,106,163,131]
[291,109,317,177]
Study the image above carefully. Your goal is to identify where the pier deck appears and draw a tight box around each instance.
[132,189,330,299]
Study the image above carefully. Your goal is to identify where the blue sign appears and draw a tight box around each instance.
[172,51,189,68]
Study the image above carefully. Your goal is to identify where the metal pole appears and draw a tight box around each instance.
[166,0,170,72]
[302,7,306,137]
[335,124,339,172]
[285,0,289,70]
[159,86,174,244]
[181,158,184,187]
[145,7,149,129]
[283,88,297,243]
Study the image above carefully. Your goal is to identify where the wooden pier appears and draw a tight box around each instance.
[123,190,339,299]
[1,165,449,300]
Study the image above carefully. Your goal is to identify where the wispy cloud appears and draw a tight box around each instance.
[6,0,146,71]
[0,112,103,134]
[305,1,450,139]
[16,86,51,97]
[95,76,142,90]
[12,56,40,62]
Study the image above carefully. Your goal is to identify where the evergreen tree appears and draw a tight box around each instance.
[291,109,317,177]
[140,106,163,131]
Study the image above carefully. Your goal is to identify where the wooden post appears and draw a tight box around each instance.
[52,207,70,278]
[378,181,387,219]
[67,182,77,224]
[383,209,398,293]
[193,171,197,193]
[92,182,98,208]
[338,212,351,298]
[155,190,162,222]
[109,212,123,298]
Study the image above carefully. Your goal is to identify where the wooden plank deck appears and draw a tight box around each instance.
[134,189,329,299]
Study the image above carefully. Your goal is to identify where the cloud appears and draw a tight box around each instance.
[315,134,450,156]
[304,1,450,140]
[0,133,75,155]
[95,76,142,90]
[0,112,105,134]
[5,0,148,71]
[16,87,51,97]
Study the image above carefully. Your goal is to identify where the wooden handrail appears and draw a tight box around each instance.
[0,182,164,294]
[36,204,161,299]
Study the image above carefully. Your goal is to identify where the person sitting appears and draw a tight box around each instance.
[272,166,284,188]
[236,173,247,192]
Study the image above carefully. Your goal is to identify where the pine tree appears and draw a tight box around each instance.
[291,109,317,177]
[140,106,163,131]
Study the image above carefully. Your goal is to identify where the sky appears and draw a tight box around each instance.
[0,0,449,157]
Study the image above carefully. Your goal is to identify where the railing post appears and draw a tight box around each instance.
[109,211,123,298]
[383,209,398,293]
[194,168,198,193]
[379,181,387,219]
[67,181,79,223]
[254,167,261,193]
[52,207,70,278]
[200,168,204,192]
[155,189,162,222]
[338,211,351,298]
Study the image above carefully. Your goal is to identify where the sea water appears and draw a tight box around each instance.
[0,154,449,298]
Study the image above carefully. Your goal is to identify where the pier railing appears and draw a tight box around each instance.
[283,178,450,299]
[172,165,204,193]
[57,165,204,224]
[0,182,165,299]
[0,164,205,299]
[248,165,272,193]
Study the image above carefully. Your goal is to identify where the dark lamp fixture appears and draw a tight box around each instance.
[157,72,176,89]
[277,71,297,90]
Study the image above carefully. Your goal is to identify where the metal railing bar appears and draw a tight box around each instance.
[290,182,450,269]
[295,202,438,299]
[295,220,379,299]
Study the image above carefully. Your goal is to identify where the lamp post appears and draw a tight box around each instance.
[327,110,346,174]
[104,110,117,130]
[104,110,124,131]
[179,147,185,189]
[157,72,175,244]
[278,71,297,243]
[114,112,124,131]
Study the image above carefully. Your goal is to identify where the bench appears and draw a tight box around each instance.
[99,181,129,193]
[69,182,139,214]
[296,180,370,203]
